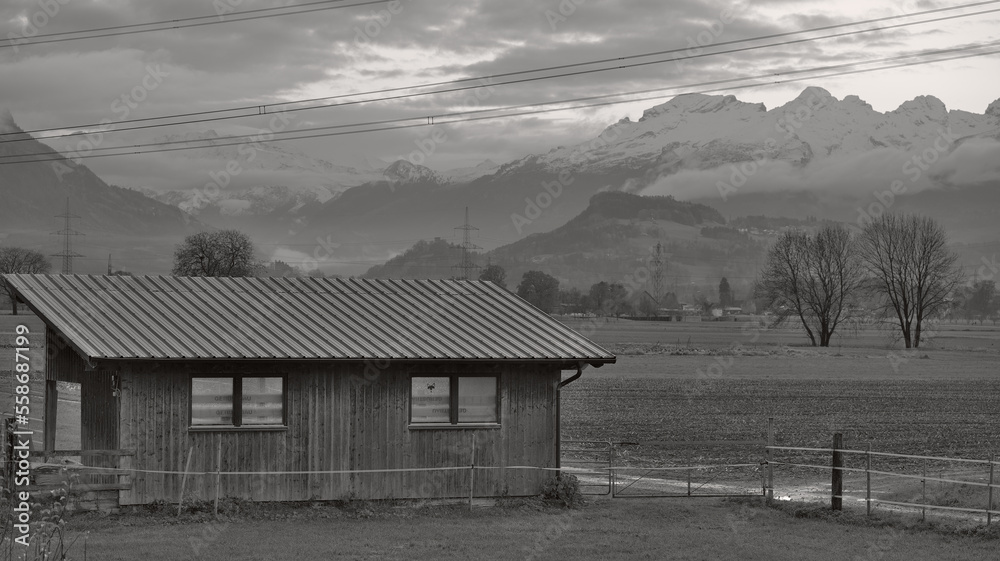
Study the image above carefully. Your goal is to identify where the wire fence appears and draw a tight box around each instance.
[7,438,999,525]
[768,445,1000,523]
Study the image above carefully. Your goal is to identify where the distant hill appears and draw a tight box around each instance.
[364,192,769,300]
[0,111,206,273]
[283,88,1000,274]
[363,238,465,279]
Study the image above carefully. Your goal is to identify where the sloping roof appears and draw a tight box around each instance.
[3,274,615,366]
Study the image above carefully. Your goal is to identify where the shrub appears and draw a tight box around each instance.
[541,474,584,508]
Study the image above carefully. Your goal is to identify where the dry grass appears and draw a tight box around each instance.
[64,498,1000,561]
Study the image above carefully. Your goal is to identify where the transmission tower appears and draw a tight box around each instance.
[650,243,666,302]
[52,197,84,274]
[452,207,481,280]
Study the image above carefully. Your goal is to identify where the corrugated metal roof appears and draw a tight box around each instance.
[3,274,615,365]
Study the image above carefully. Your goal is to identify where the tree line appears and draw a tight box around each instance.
[2,216,991,353]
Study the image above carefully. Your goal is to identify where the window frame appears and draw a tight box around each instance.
[188,374,288,431]
[408,373,501,429]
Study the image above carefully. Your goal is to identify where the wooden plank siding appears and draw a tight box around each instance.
[118,361,560,505]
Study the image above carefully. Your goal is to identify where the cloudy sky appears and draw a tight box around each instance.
[2,0,999,190]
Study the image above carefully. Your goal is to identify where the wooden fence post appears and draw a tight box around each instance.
[766,417,774,504]
[468,435,476,511]
[988,455,995,526]
[214,437,222,517]
[865,443,871,517]
[177,446,194,516]
[607,440,613,497]
[831,433,843,511]
[921,459,926,522]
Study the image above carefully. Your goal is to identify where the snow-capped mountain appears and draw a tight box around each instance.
[440,159,500,183]
[133,131,388,216]
[525,87,999,181]
[131,134,500,217]
[382,159,442,184]
[287,87,1000,274]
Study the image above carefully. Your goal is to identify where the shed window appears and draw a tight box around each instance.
[410,375,498,426]
[190,376,285,428]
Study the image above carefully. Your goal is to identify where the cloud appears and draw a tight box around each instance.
[935,137,1000,185]
[639,140,1000,201]
[2,0,999,182]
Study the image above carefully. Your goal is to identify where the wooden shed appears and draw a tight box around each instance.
[2,274,615,509]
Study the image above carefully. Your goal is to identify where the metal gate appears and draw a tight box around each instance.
[561,440,612,495]
[611,440,767,498]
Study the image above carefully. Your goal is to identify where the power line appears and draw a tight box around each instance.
[3,2,997,143]
[3,42,997,165]
[0,0,387,49]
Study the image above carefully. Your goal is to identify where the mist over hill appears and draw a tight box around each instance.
[363,192,770,301]
[0,110,206,273]
[2,87,998,277]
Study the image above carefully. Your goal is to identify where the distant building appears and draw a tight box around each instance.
[3,274,615,510]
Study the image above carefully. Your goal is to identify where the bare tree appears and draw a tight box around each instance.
[0,246,52,314]
[856,214,962,348]
[755,226,865,346]
[172,230,264,277]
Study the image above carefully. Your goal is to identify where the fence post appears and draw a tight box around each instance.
[988,454,995,526]
[831,433,843,511]
[766,417,774,504]
[214,437,222,517]
[469,436,476,511]
[610,441,616,498]
[865,443,871,517]
[176,446,194,517]
[921,459,926,522]
[607,440,613,497]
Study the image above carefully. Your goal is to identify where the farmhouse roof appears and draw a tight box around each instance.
[3,274,615,366]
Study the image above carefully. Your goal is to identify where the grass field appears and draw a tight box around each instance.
[63,498,1000,561]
